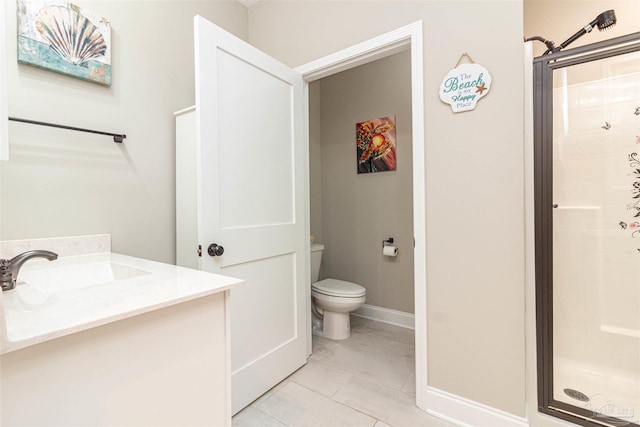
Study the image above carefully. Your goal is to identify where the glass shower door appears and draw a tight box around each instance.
[535,34,640,427]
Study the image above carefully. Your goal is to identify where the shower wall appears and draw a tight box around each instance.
[551,57,640,423]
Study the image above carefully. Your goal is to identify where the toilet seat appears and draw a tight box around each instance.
[311,278,366,298]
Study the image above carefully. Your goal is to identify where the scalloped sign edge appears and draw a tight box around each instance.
[439,63,492,113]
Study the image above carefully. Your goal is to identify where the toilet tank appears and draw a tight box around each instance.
[310,243,324,283]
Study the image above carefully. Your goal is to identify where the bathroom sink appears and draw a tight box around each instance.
[18,261,151,293]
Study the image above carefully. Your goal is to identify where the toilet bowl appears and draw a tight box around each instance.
[310,244,366,340]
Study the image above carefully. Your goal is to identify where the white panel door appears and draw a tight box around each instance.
[194,16,308,415]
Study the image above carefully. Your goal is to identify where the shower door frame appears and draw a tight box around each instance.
[534,31,640,427]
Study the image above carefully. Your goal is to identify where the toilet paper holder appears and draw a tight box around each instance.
[382,237,394,248]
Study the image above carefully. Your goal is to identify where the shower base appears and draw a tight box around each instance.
[554,357,639,425]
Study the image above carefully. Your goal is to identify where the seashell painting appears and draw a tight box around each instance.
[17,1,111,86]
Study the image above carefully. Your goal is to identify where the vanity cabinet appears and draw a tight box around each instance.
[0,235,241,426]
[1,292,231,426]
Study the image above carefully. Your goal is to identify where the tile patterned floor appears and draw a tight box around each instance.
[232,316,456,427]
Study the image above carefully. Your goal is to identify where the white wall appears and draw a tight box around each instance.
[0,0,8,240]
[250,0,526,418]
[0,0,248,263]
[0,1,7,161]
[314,51,415,314]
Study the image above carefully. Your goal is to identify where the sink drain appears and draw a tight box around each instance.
[564,388,590,402]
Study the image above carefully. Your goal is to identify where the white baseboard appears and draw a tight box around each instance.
[425,386,529,427]
[352,304,414,330]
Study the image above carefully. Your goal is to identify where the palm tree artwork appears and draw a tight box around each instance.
[356,116,396,174]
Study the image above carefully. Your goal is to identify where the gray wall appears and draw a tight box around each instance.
[249,0,525,417]
[309,80,322,246]
[1,1,248,263]
[312,51,414,314]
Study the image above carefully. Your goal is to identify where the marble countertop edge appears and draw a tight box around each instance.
[0,251,243,355]
[1,283,238,355]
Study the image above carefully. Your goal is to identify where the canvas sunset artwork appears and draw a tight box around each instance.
[17,0,112,86]
[356,115,396,174]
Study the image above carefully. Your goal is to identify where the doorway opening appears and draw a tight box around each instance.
[296,21,427,410]
[308,49,413,338]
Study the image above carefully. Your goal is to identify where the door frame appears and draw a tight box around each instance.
[295,21,428,410]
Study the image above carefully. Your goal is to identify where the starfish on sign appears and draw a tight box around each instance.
[475,83,487,94]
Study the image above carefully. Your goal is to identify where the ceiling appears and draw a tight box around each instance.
[237,0,262,6]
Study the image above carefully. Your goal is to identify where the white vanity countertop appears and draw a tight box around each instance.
[0,252,243,354]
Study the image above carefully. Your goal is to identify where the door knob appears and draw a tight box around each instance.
[208,243,224,257]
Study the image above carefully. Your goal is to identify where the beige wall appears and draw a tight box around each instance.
[250,0,526,417]
[525,0,640,57]
[1,0,248,263]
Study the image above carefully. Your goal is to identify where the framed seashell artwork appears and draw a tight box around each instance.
[17,0,111,86]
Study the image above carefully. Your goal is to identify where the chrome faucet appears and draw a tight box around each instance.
[0,250,58,291]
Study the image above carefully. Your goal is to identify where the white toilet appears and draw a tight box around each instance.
[310,243,366,340]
